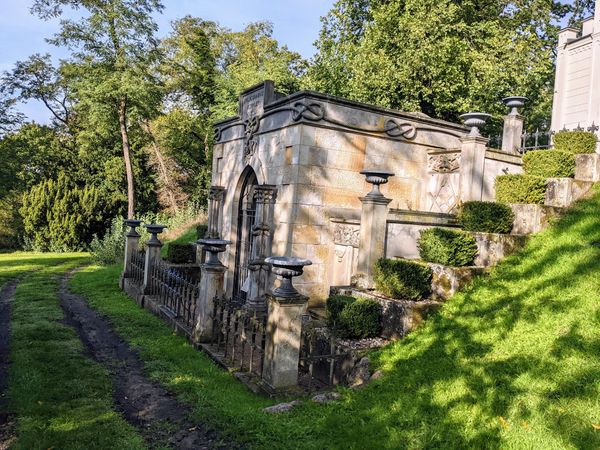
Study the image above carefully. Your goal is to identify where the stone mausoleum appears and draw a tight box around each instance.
[207,81,523,308]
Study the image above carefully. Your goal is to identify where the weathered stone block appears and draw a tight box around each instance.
[510,204,563,235]
[545,177,573,207]
[575,154,600,181]
[472,232,528,267]
[428,263,485,301]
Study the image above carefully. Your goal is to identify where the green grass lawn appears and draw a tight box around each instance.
[67,186,600,449]
[2,253,145,450]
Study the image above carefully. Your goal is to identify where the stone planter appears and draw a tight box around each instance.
[472,232,528,267]
[510,204,563,235]
[575,154,600,182]
[428,263,485,301]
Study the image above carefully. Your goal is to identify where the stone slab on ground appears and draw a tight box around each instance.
[472,232,528,267]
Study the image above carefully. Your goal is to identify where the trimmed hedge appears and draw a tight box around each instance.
[166,243,196,264]
[458,201,514,234]
[523,150,575,178]
[553,130,597,154]
[326,295,356,328]
[374,258,432,300]
[196,224,208,240]
[418,227,477,267]
[339,298,381,338]
[495,174,547,204]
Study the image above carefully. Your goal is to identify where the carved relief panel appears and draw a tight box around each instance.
[427,152,461,214]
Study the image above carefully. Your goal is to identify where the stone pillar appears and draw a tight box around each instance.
[551,28,579,134]
[244,185,278,314]
[501,97,527,154]
[355,170,394,289]
[193,238,230,343]
[261,256,312,393]
[459,113,491,202]
[120,219,142,286]
[207,186,226,239]
[142,224,166,294]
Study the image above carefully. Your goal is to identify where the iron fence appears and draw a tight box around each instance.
[149,259,198,330]
[211,296,267,378]
[130,249,145,284]
[520,129,553,152]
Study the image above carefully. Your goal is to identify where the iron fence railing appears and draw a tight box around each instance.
[211,296,267,378]
[130,249,145,284]
[149,259,198,330]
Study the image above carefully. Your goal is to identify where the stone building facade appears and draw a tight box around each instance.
[210,81,522,306]
[551,1,600,150]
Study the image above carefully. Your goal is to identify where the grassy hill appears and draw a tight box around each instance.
[66,185,600,449]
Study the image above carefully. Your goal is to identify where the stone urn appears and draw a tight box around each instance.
[359,169,395,197]
[144,224,167,245]
[265,256,312,298]
[124,219,143,237]
[459,112,491,137]
[197,238,231,266]
[502,96,528,115]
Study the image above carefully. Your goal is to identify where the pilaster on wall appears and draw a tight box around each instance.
[551,28,579,133]
[459,136,488,202]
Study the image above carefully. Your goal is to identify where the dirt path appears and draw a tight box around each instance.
[0,279,19,450]
[57,272,234,450]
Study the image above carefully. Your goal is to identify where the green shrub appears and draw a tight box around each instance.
[0,192,23,250]
[418,228,477,267]
[89,217,126,265]
[20,173,105,252]
[166,243,196,264]
[523,150,575,178]
[495,174,547,204]
[374,258,432,300]
[458,201,514,234]
[553,130,597,154]
[339,298,381,339]
[196,224,208,240]
[326,295,356,328]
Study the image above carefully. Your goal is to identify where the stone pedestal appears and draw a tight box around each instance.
[261,256,311,393]
[245,185,277,314]
[120,219,142,287]
[355,170,393,288]
[459,135,489,202]
[142,224,166,294]
[193,239,230,343]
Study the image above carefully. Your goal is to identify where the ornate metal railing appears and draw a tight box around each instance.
[130,249,145,284]
[149,259,198,330]
[520,129,554,152]
[211,296,266,378]
[298,316,348,389]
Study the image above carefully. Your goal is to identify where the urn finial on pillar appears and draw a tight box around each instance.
[120,219,143,287]
[460,112,491,137]
[142,224,166,294]
[261,256,312,393]
[501,97,528,154]
[354,169,394,289]
[193,238,231,343]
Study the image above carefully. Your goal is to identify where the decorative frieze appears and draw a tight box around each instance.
[333,223,360,248]
[427,153,461,173]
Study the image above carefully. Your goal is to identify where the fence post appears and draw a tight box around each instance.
[501,97,527,154]
[193,238,230,342]
[142,224,166,295]
[120,219,142,288]
[459,112,490,202]
[354,169,393,289]
[261,256,311,393]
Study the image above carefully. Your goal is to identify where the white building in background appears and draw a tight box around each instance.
[551,1,600,150]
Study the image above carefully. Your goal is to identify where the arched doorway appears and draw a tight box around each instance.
[233,167,258,301]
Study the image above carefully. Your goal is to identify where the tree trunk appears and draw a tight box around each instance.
[118,98,135,219]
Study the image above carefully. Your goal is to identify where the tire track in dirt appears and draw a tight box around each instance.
[57,271,235,450]
[0,279,19,450]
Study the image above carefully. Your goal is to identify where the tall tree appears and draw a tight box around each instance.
[31,0,164,218]
[306,0,575,129]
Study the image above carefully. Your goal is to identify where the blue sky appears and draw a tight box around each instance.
[0,0,335,123]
